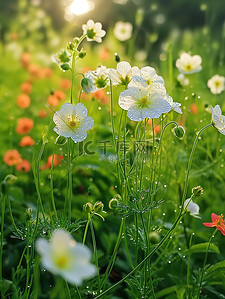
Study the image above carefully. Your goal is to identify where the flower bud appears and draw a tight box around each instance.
[149,232,160,244]
[79,51,86,59]
[73,37,80,45]
[192,185,203,197]
[61,63,70,71]
[4,174,18,184]
[93,201,104,213]
[172,125,185,139]
[83,202,93,213]
[81,77,93,94]
[115,53,120,62]
[135,8,144,27]
[25,208,32,221]
[67,42,75,51]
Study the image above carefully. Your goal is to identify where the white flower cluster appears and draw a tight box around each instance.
[82,61,182,122]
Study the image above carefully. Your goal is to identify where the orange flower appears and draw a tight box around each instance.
[190,103,198,115]
[47,95,59,107]
[60,79,71,90]
[20,52,31,69]
[99,47,110,61]
[19,135,35,147]
[39,110,47,118]
[17,94,31,109]
[4,149,22,166]
[11,32,18,40]
[20,82,32,94]
[16,118,34,135]
[42,67,53,78]
[40,154,64,170]
[203,213,225,235]
[28,64,42,79]
[16,159,31,172]
[54,90,66,101]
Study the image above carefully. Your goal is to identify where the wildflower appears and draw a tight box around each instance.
[177,73,189,86]
[165,95,182,114]
[42,67,53,78]
[20,52,31,68]
[118,76,171,121]
[184,199,200,218]
[47,95,59,107]
[40,154,64,170]
[52,49,72,71]
[83,66,109,93]
[99,47,110,61]
[19,135,35,147]
[60,79,72,90]
[82,19,106,43]
[203,213,225,235]
[16,159,31,172]
[17,94,31,109]
[36,229,96,285]
[16,118,34,135]
[53,103,94,143]
[39,110,47,118]
[211,105,225,135]
[176,52,202,74]
[190,103,198,115]
[20,82,32,94]
[4,149,22,166]
[28,64,42,78]
[131,66,165,85]
[113,21,133,41]
[109,61,138,87]
[207,75,225,95]
[54,90,66,101]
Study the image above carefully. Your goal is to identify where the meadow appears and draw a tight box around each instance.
[1,1,225,298]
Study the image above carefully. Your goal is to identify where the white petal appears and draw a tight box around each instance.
[71,132,87,143]
[117,61,131,77]
[127,105,150,121]
[36,238,51,256]
[79,116,94,132]
[74,103,88,118]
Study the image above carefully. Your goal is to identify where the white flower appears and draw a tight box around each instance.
[176,53,202,74]
[184,199,200,218]
[131,66,165,85]
[52,49,72,71]
[113,21,133,41]
[211,105,225,135]
[83,66,109,93]
[177,73,189,86]
[108,61,138,87]
[36,229,96,285]
[165,95,182,114]
[207,75,225,94]
[82,20,106,43]
[53,103,94,143]
[118,76,171,121]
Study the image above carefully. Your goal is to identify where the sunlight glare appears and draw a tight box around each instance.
[65,0,94,19]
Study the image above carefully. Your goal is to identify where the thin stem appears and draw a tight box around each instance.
[196,229,217,299]
[83,216,91,245]
[7,195,20,235]
[50,144,58,219]
[90,220,100,291]
[0,193,5,299]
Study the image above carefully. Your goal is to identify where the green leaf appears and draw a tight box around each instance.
[205,260,225,276]
[183,242,220,255]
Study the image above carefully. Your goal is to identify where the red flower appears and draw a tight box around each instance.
[203,213,225,235]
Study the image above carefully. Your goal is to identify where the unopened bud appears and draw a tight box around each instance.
[172,125,185,139]
[115,53,120,62]
[79,51,86,59]
[192,186,203,197]
[93,201,104,213]
[67,42,75,51]
[4,174,18,184]
[61,63,70,71]
[149,232,160,244]
[135,8,144,27]
[73,37,80,45]
[83,202,93,213]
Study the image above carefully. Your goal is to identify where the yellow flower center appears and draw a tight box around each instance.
[146,79,153,85]
[215,81,221,87]
[56,256,68,269]
[68,115,80,129]
[140,96,148,107]
[185,64,192,71]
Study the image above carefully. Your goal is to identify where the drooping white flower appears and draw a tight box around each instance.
[184,199,200,218]
[177,73,189,86]
[211,105,225,135]
[165,95,182,114]
[36,229,96,285]
[118,76,171,121]
[53,103,94,143]
[113,21,133,41]
[207,75,225,95]
[108,61,138,87]
[176,53,202,74]
[82,20,106,43]
[83,66,109,93]
[52,49,72,71]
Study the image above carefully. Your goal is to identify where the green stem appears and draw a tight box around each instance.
[50,145,58,219]
[196,229,217,299]
[83,216,91,245]
[0,193,5,299]
[7,195,20,235]
[90,220,100,291]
